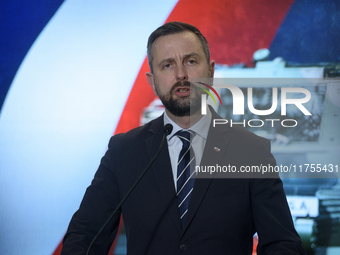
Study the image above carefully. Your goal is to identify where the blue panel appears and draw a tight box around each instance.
[0,0,64,112]
[269,0,340,64]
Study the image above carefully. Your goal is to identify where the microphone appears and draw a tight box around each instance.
[85,124,173,255]
[163,123,173,136]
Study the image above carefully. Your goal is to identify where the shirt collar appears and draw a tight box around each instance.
[163,107,212,141]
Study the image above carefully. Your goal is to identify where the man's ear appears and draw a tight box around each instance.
[146,72,158,96]
[209,60,215,78]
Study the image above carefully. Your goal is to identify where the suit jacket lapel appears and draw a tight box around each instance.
[146,116,182,234]
[181,108,231,235]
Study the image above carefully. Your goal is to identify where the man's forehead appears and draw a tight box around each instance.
[151,31,204,59]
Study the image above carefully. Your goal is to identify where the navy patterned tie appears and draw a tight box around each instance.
[176,130,195,226]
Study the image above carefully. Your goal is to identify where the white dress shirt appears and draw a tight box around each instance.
[164,108,212,190]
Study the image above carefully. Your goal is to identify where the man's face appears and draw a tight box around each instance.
[146,31,215,117]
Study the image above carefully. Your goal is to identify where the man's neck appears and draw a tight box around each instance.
[165,109,203,129]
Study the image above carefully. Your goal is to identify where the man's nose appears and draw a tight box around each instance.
[176,65,188,81]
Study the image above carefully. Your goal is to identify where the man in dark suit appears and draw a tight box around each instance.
[61,22,304,254]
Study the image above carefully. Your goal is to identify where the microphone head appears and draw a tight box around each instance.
[163,124,173,136]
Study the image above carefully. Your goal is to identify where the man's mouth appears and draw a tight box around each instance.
[175,87,191,97]
[177,87,189,92]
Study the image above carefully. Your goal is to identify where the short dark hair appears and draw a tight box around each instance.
[147,21,210,73]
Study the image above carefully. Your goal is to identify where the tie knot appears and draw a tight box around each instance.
[176,130,193,146]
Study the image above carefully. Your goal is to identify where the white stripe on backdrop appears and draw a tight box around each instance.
[0,1,178,254]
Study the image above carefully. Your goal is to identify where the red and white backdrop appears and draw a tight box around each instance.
[0,0,338,254]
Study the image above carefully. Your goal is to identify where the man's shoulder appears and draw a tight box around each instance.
[228,125,268,144]
[111,115,163,143]
[210,108,268,145]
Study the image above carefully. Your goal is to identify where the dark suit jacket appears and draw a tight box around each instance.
[61,109,304,255]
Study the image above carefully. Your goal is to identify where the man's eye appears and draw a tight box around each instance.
[188,59,196,65]
[163,64,171,69]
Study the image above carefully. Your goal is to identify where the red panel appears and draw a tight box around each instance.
[52,239,63,255]
[114,58,156,134]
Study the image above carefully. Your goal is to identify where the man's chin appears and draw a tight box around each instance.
[165,104,201,117]
[159,94,201,117]
[165,106,190,117]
